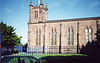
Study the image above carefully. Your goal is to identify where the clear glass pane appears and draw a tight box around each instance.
[85,29,88,43]
[68,29,70,45]
[89,28,92,42]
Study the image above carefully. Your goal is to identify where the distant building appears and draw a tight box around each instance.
[27,0,100,53]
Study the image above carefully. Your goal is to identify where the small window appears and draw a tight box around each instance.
[35,11,38,19]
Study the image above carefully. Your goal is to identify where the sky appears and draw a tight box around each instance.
[0,0,100,45]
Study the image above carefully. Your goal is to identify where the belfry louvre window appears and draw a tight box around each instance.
[35,11,38,19]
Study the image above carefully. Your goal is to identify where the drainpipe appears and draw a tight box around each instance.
[59,23,62,53]
[43,24,46,53]
[77,22,79,54]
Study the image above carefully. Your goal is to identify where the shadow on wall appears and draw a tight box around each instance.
[41,56,100,63]
[80,25,100,57]
[80,41,100,57]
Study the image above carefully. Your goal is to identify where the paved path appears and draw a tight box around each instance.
[12,52,26,56]
[0,52,26,58]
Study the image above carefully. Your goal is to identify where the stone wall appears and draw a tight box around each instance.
[28,18,98,53]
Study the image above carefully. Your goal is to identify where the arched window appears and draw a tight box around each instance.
[54,29,56,45]
[71,28,74,45]
[89,28,92,42]
[39,29,41,45]
[36,30,38,45]
[85,28,88,43]
[51,29,53,45]
[68,28,70,45]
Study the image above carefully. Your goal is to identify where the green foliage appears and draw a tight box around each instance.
[23,43,27,47]
[0,22,22,46]
[80,24,100,56]
[97,25,100,42]
[19,53,87,59]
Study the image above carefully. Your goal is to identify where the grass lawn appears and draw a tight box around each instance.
[18,53,87,59]
[15,53,100,63]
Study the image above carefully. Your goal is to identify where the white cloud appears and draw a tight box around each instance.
[21,37,27,45]
[15,29,28,45]
[49,0,81,9]
[66,0,81,8]
[89,1,100,8]
[49,2,61,9]
[4,8,13,13]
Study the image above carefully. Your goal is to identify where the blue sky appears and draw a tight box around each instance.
[0,0,100,45]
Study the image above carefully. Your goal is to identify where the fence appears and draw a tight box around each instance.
[0,32,3,57]
[1,46,78,57]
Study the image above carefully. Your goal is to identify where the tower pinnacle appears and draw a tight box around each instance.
[40,0,43,5]
[30,0,32,6]
[46,3,48,9]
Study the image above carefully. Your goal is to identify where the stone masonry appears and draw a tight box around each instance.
[27,0,100,53]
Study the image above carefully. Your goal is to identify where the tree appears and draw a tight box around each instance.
[0,22,22,46]
[96,24,100,43]
[23,43,27,52]
[80,24,100,57]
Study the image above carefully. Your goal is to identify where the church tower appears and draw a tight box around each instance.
[29,0,48,23]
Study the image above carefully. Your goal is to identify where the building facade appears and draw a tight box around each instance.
[28,0,100,53]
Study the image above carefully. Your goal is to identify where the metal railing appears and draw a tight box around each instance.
[1,46,78,56]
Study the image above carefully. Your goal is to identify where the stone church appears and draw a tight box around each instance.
[27,0,100,53]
